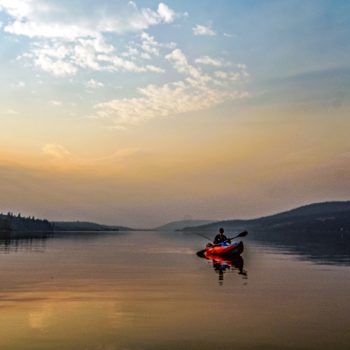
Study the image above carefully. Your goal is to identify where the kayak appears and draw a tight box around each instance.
[205,241,244,256]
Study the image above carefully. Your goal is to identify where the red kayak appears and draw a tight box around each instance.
[205,241,244,256]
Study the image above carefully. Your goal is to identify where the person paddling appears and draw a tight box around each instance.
[213,227,231,245]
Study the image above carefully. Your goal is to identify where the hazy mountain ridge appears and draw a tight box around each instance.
[53,221,132,232]
[0,213,132,234]
[179,201,350,265]
[153,220,214,231]
[2,201,349,235]
[180,201,350,233]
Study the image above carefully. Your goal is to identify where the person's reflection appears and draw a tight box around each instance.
[210,255,247,285]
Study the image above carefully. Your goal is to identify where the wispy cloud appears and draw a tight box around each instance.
[0,1,179,76]
[49,100,62,106]
[17,36,166,77]
[86,79,104,89]
[195,56,228,67]
[12,80,26,88]
[42,144,71,160]
[41,143,141,172]
[0,1,250,129]
[0,1,178,39]
[92,49,249,128]
[165,48,202,78]
[5,108,19,115]
[121,31,176,62]
[192,24,216,36]
[156,3,176,23]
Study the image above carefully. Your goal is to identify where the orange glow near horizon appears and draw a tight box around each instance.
[1,104,349,226]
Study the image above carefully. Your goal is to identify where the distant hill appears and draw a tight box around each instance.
[0,212,132,237]
[180,201,350,234]
[179,201,350,265]
[153,220,214,232]
[53,221,132,232]
[0,211,132,235]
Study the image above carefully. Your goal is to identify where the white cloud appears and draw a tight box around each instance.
[78,36,114,55]
[34,56,77,77]
[165,49,201,78]
[12,80,26,88]
[86,79,104,89]
[140,52,151,60]
[0,2,250,128]
[127,32,177,60]
[195,56,227,67]
[21,36,165,76]
[42,142,140,167]
[121,32,176,63]
[42,144,71,159]
[97,53,164,73]
[93,49,249,128]
[157,3,175,23]
[214,63,249,82]
[237,63,250,77]
[140,32,160,56]
[18,41,81,77]
[0,1,179,39]
[122,46,140,58]
[49,100,62,106]
[5,108,19,115]
[5,19,94,40]
[0,1,179,76]
[0,0,32,19]
[145,65,165,73]
[214,71,228,79]
[94,81,247,129]
[192,24,216,36]
[166,49,188,69]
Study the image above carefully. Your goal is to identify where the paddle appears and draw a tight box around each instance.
[196,230,248,257]
[227,230,248,241]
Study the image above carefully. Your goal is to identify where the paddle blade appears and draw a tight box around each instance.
[229,230,248,240]
[237,230,248,238]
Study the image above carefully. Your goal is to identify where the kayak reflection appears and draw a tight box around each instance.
[198,250,247,285]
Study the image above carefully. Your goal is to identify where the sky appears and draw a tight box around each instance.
[0,0,349,227]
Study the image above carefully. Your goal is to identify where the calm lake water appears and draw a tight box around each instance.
[0,230,349,350]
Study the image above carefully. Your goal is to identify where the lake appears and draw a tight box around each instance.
[0,230,349,350]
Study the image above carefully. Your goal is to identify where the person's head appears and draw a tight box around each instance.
[219,227,224,235]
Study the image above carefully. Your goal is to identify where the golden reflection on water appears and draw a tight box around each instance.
[0,232,349,350]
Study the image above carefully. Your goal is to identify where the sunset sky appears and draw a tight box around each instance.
[0,0,349,227]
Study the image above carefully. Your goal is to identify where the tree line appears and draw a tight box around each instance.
[0,212,53,232]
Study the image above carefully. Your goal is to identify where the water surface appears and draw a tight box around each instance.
[0,230,349,350]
